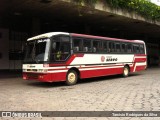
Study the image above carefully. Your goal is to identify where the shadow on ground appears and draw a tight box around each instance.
[0,71,22,79]
[26,73,141,88]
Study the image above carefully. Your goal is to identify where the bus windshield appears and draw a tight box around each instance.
[24,38,50,63]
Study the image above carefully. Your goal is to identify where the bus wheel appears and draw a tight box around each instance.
[123,66,129,77]
[66,70,78,85]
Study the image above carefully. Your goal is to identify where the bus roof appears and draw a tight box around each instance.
[27,32,144,44]
[27,32,69,41]
[71,33,145,44]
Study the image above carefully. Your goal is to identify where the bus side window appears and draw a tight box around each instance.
[137,45,140,53]
[108,42,112,52]
[140,44,144,54]
[112,42,115,52]
[109,42,115,52]
[73,38,83,52]
[115,43,121,53]
[93,40,101,53]
[121,43,127,53]
[103,41,108,53]
[133,44,140,54]
[127,44,132,53]
[83,39,92,52]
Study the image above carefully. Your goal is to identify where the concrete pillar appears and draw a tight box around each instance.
[144,34,149,54]
[32,18,41,36]
[0,28,9,70]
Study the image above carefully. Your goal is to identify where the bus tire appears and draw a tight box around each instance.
[66,70,78,85]
[123,66,129,77]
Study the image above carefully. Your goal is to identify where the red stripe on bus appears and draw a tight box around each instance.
[136,65,146,71]
[47,65,123,72]
[75,54,84,57]
[80,67,123,79]
[47,68,68,71]
[134,58,147,62]
[81,64,123,69]
[49,55,77,67]
[49,64,66,67]
[66,55,76,65]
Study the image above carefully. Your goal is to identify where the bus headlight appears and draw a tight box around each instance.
[23,69,27,72]
[43,69,48,72]
[38,69,43,72]
[38,69,48,72]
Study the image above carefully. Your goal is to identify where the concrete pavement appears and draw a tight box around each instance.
[0,68,160,120]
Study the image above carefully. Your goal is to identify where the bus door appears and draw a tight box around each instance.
[50,35,71,62]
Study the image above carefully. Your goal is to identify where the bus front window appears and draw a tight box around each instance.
[24,38,50,63]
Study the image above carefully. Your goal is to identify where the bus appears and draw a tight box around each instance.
[23,32,147,85]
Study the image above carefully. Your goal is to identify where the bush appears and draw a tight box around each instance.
[106,0,160,20]
[74,0,160,21]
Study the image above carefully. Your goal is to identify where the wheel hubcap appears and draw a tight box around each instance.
[68,73,76,83]
[124,68,128,76]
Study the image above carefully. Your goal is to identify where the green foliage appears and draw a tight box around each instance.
[74,0,97,5]
[74,0,160,21]
[106,0,160,20]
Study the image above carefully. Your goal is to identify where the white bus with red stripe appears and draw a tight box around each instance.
[23,32,147,85]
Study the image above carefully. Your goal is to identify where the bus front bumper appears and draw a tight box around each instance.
[22,72,66,82]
